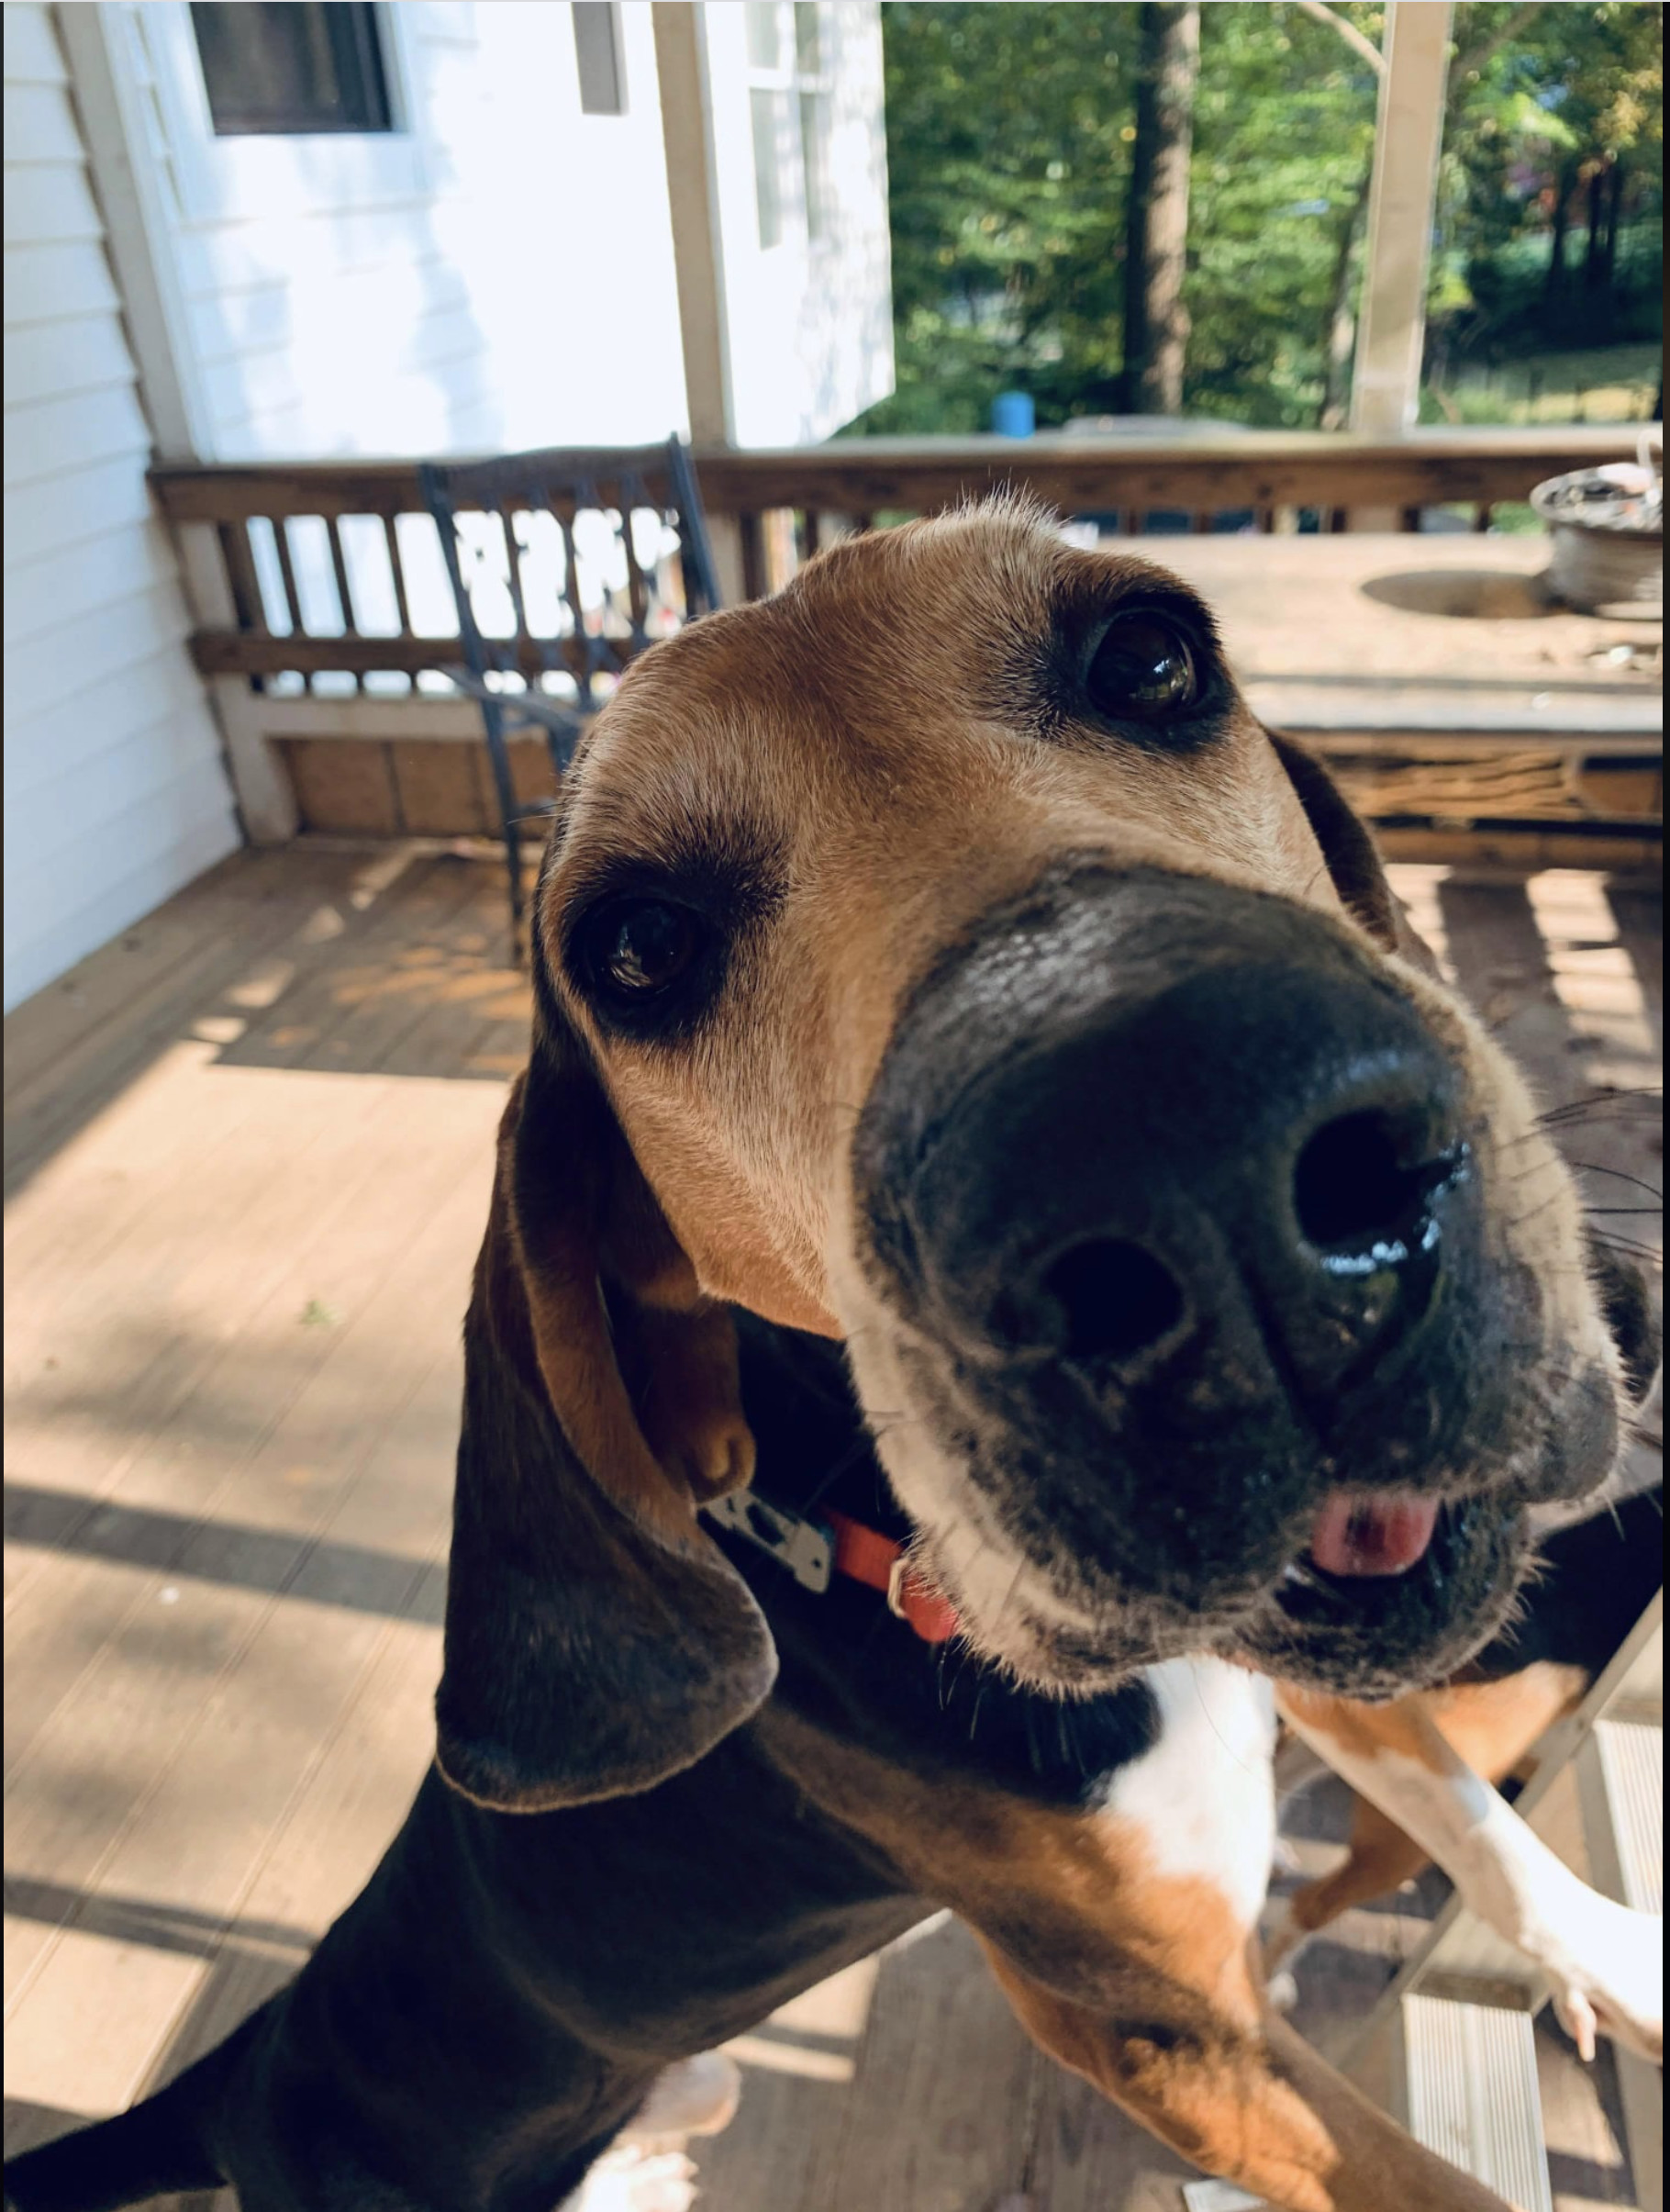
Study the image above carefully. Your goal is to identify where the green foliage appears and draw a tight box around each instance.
[1436,2,1664,363]
[851,0,1664,436]
[1186,3,1383,423]
[866,2,1143,431]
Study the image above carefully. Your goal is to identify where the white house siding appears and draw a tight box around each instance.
[698,0,893,446]
[109,1,691,459]
[4,0,239,1015]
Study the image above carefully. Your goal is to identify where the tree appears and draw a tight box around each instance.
[1121,5,1200,413]
[863,4,1146,432]
[1438,3,1664,357]
[852,0,1662,437]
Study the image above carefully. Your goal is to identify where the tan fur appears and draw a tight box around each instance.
[542,508,1344,1336]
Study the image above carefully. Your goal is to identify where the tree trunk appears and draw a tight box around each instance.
[1319,168,1372,430]
[1585,160,1609,290]
[1120,3,1199,415]
[1544,159,1576,303]
[1600,157,1625,291]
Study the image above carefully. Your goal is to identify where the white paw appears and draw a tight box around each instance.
[562,2147,698,2212]
[1269,1836,1301,1878]
[1554,1899,1664,2064]
[624,2053,741,2144]
[1264,1969,1300,2016]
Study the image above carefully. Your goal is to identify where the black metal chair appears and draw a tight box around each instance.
[418,438,722,959]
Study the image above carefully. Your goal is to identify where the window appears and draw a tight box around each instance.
[189,3,393,136]
[573,3,626,117]
[793,3,821,75]
[744,2,832,251]
[746,3,781,71]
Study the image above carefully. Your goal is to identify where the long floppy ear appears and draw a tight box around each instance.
[1267,728,1442,979]
[435,1018,776,1815]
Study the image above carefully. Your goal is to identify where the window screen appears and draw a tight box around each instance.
[190,3,393,136]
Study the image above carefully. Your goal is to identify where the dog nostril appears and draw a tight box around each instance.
[1040,1239,1186,1364]
[1294,1111,1431,1257]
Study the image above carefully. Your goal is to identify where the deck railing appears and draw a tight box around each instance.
[149,427,1656,860]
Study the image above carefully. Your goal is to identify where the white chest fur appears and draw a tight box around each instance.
[1097,1659,1278,1932]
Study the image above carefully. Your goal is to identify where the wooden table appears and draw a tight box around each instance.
[1141,534,1663,868]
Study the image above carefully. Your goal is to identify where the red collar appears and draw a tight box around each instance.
[704,1491,962,1646]
[824,1510,962,1644]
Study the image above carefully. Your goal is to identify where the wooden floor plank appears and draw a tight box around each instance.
[2,849,375,1197]
[3,1083,488,1761]
[3,1154,490,2019]
[1,848,344,1108]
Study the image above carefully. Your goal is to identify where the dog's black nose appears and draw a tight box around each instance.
[860,867,1475,1413]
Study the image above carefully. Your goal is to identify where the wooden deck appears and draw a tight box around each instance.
[4,840,1660,2209]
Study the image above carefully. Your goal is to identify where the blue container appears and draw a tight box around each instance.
[991,390,1036,439]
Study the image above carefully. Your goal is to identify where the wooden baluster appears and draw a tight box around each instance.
[269,519,304,635]
[739,510,767,600]
[557,505,593,696]
[496,504,531,646]
[324,514,358,631]
[218,519,270,636]
[616,482,651,648]
[382,513,414,637]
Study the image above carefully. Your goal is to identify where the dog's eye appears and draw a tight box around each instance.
[1086,612,1198,722]
[594,901,701,998]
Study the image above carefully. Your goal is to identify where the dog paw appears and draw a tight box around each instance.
[1553,1898,1664,2064]
[562,2148,700,2212]
[625,2053,741,2143]
[1264,1969,1300,2016]
[1553,1986,1600,2066]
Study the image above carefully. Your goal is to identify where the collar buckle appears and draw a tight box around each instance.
[885,1555,912,1622]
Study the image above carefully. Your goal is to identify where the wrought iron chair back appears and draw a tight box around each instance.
[418,437,722,958]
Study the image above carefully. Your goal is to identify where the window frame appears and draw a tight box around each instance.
[188,3,395,138]
[741,0,832,255]
[135,0,429,225]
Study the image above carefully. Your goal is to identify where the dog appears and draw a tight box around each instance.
[6,500,1662,2212]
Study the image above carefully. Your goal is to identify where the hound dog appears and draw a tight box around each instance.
[7,501,1662,2212]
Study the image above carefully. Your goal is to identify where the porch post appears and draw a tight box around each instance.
[651,2,749,605]
[1351,0,1454,456]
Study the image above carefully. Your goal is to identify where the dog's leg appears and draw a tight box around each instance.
[983,1942,1513,2212]
[1277,1684,1663,2062]
[770,1668,1514,2212]
[1263,1798,1433,2011]
[1265,1665,1588,2006]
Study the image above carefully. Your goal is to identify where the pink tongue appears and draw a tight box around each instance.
[1309,1491,1440,1578]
